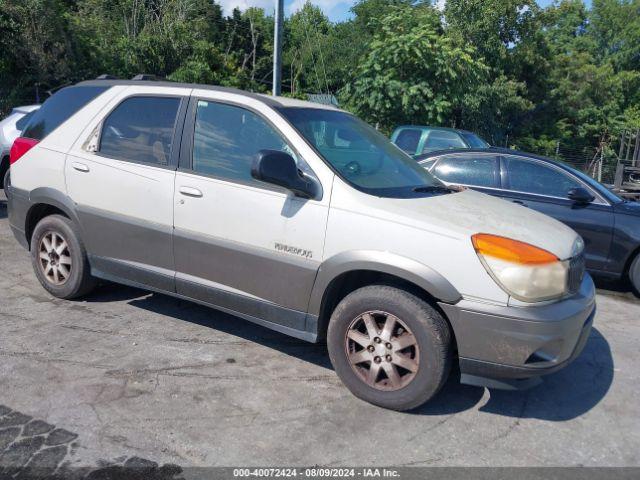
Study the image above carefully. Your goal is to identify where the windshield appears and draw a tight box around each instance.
[460,132,490,148]
[277,108,444,198]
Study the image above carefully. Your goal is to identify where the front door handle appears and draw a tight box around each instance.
[72,162,90,173]
[511,199,525,205]
[179,186,203,198]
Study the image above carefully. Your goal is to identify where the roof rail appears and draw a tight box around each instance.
[131,74,160,81]
[96,74,119,80]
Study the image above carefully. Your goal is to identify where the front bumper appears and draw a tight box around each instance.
[439,274,595,389]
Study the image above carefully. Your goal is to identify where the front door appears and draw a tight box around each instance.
[173,96,330,333]
[65,87,188,290]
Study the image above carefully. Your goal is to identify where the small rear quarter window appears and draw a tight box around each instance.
[22,86,109,141]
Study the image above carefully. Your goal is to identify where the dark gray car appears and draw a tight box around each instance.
[418,148,640,294]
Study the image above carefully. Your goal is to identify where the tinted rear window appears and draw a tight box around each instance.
[22,86,109,140]
[394,129,422,153]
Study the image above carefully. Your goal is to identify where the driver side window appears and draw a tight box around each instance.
[99,96,181,166]
[192,100,300,186]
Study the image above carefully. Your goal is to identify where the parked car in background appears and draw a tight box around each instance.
[391,125,490,157]
[417,147,640,294]
[6,78,594,411]
[1,104,40,191]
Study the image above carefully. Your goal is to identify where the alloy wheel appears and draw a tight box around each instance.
[38,231,72,285]
[345,311,420,391]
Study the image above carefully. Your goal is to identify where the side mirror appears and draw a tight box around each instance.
[251,150,320,199]
[567,187,595,204]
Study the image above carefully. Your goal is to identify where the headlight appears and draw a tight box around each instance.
[471,233,569,302]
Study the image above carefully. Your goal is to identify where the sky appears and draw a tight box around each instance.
[217,0,592,23]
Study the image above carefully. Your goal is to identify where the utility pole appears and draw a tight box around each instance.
[272,0,284,96]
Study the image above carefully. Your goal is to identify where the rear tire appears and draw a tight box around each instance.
[30,214,97,299]
[629,253,640,297]
[327,285,452,411]
[1,159,8,191]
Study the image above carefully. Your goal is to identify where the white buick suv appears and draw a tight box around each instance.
[6,79,595,410]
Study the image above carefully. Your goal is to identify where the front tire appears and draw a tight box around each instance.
[327,285,452,411]
[30,214,97,299]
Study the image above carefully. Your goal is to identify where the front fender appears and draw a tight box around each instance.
[307,250,462,317]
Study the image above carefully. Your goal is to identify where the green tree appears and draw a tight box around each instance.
[590,0,640,72]
[283,2,332,95]
[341,4,488,132]
[0,0,80,110]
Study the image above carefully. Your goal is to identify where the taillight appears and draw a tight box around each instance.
[10,137,39,165]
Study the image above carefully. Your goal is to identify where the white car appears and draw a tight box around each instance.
[6,79,595,410]
[0,104,40,190]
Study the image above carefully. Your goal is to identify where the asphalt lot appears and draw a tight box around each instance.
[0,192,639,473]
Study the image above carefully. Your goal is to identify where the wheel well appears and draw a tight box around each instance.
[0,156,8,188]
[25,203,69,249]
[317,270,457,347]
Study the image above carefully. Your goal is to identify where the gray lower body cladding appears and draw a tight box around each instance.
[90,255,318,342]
[6,185,30,250]
[173,228,318,313]
[439,274,596,387]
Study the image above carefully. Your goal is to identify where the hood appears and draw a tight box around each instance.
[348,189,580,260]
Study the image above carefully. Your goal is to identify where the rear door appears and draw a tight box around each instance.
[499,154,614,270]
[65,86,189,290]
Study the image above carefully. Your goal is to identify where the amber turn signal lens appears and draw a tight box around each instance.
[471,233,558,265]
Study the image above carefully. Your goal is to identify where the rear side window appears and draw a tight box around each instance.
[394,129,422,154]
[423,131,467,152]
[99,96,181,166]
[433,154,499,187]
[22,86,108,140]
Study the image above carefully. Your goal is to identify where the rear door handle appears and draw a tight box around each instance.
[72,162,90,173]
[179,186,203,198]
[511,199,525,205]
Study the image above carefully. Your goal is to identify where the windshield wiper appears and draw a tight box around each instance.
[412,185,454,194]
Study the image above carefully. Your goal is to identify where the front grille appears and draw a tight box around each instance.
[568,253,585,294]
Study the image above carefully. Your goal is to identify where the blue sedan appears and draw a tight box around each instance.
[417,147,640,294]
